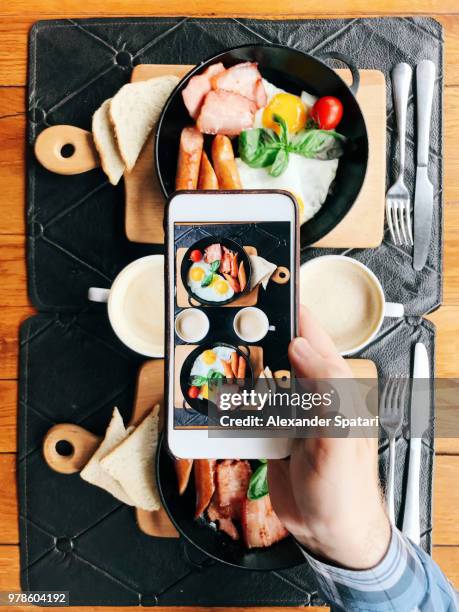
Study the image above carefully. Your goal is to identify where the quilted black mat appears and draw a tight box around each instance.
[20,16,443,606]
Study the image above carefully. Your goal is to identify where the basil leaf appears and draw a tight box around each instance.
[210,260,220,273]
[191,375,207,387]
[269,148,289,177]
[291,129,346,160]
[273,114,289,146]
[247,463,269,500]
[201,273,214,288]
[210,371,225,380]
[238,129,280,168]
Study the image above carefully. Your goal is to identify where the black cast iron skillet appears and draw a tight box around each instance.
[181,236,252,306]
[155,44,368,247]
[180,342,254,415]
[156,436,305,570]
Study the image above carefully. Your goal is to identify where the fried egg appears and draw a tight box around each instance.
[236,155,338,225]
[187,261,234,302]
[190,346,236,399]
[241,80,337,224]
[253,80,317,133]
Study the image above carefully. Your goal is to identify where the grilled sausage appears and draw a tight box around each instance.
[174,458,193,495]
[211,135,242,189]
[194,459,216,518]
[238,261,247,292]
[197,151,219,189]
[176,126,204,190]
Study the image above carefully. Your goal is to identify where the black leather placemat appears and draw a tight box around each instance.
[21,16,443,607]
[18,314,435,606]
[27,16,443,314]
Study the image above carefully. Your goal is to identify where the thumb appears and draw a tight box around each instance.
[288,336,323,378]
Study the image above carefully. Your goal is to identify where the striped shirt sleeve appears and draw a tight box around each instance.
[300,527,459,611]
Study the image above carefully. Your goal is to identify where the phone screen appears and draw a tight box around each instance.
[171,218,295,430]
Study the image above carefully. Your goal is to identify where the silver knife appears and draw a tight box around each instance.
[402,342,430,544]
[413,60,436,271]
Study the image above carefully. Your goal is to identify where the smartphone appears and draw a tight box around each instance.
[165,191,299,459]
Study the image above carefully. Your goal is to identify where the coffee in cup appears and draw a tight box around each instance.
[175,308,209,343]
[88,255,164,357]
[299,255,404,355]
[233,307,275,343]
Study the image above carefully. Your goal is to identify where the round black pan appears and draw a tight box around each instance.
[180,341,254,415]
[156,437,305,570]
[181,236,252,306]
[155,44,368,246]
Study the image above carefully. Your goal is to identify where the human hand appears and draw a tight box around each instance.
[268,306,390,570]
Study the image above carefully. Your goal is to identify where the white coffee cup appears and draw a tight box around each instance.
[175,308,210,343]
[88,254,164,357]
[300,255,404,356]
[233,307,275,343]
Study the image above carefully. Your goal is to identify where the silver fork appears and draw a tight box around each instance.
[380,377,407,524]
[386,63,413,246]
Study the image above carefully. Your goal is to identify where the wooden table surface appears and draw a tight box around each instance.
[0,2,458,610]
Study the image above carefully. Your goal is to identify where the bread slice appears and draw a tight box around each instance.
[92,98,125,185]
[109,76,180,171]
[100,406,161,511]
[249,255,277,290]
[80,407,134,505]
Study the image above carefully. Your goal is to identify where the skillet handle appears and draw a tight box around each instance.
[314,51,360,96]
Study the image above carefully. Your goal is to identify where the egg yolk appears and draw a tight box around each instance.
[200,383,209,400]
[202,350,217,365]
[214,280,229,295]
[263,93,307,134]
[190,266,205,281]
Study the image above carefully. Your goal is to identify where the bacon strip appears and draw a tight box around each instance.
[197,90,256,136]
[207,496,239,540]
[210,62,267,108]
[220,247,234,274]
[204,243,222,264]
[216,460,252,519]
[241,495,289,548]
[182,62,225,119]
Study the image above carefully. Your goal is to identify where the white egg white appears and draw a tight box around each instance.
[236,155,338,224]
[187,262,234,302]
[245,80,336,224]
[190,346,236,399]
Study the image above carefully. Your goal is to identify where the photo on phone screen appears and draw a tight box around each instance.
[166,192,297,459]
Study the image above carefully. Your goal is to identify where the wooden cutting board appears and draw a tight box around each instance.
[42,357,377,537]
[125,65,386,248]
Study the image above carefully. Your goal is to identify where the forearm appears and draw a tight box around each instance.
[300,527,459,611]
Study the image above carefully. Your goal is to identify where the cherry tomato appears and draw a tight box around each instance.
[188,386,200,399]
[311,96,343,130]
[190,249,202,262]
